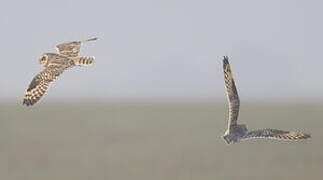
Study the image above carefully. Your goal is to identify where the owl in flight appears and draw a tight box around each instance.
[222,56,310,144]
[23,38,97,106]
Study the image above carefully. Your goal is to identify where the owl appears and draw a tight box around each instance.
[23,38,97,106]
[222,56,311,144]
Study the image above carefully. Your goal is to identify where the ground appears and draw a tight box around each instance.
[0,102,321,180]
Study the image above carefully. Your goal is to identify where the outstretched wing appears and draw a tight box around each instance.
[223,56,240,129]
[23,65,67,106]
[56,37,97,57]
[242,129,311,141]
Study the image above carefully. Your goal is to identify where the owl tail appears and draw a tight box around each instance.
[73,56,95,66]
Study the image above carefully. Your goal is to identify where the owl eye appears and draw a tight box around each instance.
[41,55,47,61]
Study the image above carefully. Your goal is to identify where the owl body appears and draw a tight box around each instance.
[223,124,248,144]
[40,53,75,68]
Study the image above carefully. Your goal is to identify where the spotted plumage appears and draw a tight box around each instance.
[74,56,95,66]
[243,129,311,141]
[222,56,310,144]
[56,37,97,57]
[23,38,97,106]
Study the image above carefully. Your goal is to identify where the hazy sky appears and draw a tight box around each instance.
[0,0,320,101]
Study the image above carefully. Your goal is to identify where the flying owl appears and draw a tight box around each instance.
[222,56,311,144]
[23,38,97,106]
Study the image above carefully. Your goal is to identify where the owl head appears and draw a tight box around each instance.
[39,54,49,66]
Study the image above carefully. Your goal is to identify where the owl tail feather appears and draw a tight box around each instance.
[73,56,95,66]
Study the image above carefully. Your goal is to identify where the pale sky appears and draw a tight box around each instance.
[0,0,321,101]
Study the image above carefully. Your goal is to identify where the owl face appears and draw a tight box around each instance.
[39,54,49,66]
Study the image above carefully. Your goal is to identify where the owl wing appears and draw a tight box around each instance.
[23,64,67,106]
[223,56,240,129]
[55,37,97,57]
[242,128,311,141]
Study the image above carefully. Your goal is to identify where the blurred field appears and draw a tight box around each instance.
[0,102,322,180]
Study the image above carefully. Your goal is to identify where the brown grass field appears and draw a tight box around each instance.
[0,102,322,180]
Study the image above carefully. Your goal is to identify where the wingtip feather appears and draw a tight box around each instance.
[84,37,98,42]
